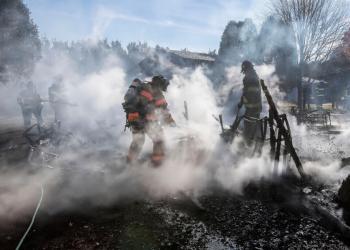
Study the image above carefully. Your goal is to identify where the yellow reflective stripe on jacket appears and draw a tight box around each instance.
[245,103,261,108]
[245,87,260,92]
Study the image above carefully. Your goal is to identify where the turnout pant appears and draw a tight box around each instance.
[22,106,43,128]
[243,109,260,145]
[127,122,165,166]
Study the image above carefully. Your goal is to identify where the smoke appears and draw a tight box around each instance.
[215,150,273,194]
[167,67,221,147]
[1,39,350,225]
[90,6,117,42]
[220,64,281,118]
[0,55,274,221]
[291,120,350,184]
[221,63,350,188]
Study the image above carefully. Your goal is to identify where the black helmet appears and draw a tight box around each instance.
[241,60,254,73]
[152,75,169,91]
[131,78,142,87]
[132,78,141,84]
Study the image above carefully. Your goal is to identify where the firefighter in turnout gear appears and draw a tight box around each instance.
[48,77,66,124]
[17,81,44,128]
[238,61,262,144]
[123,76,175,166]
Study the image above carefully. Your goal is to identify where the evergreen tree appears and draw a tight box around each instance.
[127,42,152,64]
[212,19,257,87]
[217,18,257,66]
[0,0,41,82]
[257,16,298,91]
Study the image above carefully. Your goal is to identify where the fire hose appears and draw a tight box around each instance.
[15,184,44,250]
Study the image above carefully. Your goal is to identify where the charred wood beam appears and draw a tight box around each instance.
[260,80,306,180]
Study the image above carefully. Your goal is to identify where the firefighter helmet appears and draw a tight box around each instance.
[241,60,254,73]
[132,78,141,84]
[152,75,169,92]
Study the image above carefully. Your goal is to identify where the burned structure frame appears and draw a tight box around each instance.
[219,79,306,180]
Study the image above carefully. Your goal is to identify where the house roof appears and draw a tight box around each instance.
[168,50,215,62]
[302,77,325,84]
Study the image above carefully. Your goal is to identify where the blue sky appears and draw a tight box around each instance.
[24,0,264,52]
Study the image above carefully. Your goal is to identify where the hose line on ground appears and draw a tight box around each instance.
[16,184,44,250]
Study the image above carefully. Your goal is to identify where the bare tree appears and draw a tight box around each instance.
[268,0,350,111]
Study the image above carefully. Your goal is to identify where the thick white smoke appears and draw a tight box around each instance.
[167,67,221,148]
[223,64,350,187]
[1,48,350,223]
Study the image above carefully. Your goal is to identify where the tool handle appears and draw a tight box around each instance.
[219,114,224,132]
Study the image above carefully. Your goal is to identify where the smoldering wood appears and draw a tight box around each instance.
[218,79,305,180]
[260,79,305,179]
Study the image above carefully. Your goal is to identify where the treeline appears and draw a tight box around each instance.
[0,0,40,81]
[1,0,349,93]
[213,17,298,90]
[40,38,132,74]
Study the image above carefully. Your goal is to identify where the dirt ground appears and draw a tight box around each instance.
[0,119,350,250]
[1,191,348,250]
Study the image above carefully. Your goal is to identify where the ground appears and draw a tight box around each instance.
[0,117,350,250]
[1,192,348,249]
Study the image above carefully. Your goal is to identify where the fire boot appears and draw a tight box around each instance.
[127,131,145,164]
[151,140,165,167]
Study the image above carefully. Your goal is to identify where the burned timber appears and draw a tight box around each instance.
[1,79,350,249]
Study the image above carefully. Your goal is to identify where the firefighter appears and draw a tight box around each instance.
[123,76,175,166]
[17,81,44,128]
[48,77,66,124]
[237,60,262,144]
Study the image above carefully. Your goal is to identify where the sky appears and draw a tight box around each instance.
[24,0,265,52]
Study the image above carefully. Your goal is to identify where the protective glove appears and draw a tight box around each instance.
[169,121,177,128]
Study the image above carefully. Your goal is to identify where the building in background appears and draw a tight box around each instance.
[138,49,216,77]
